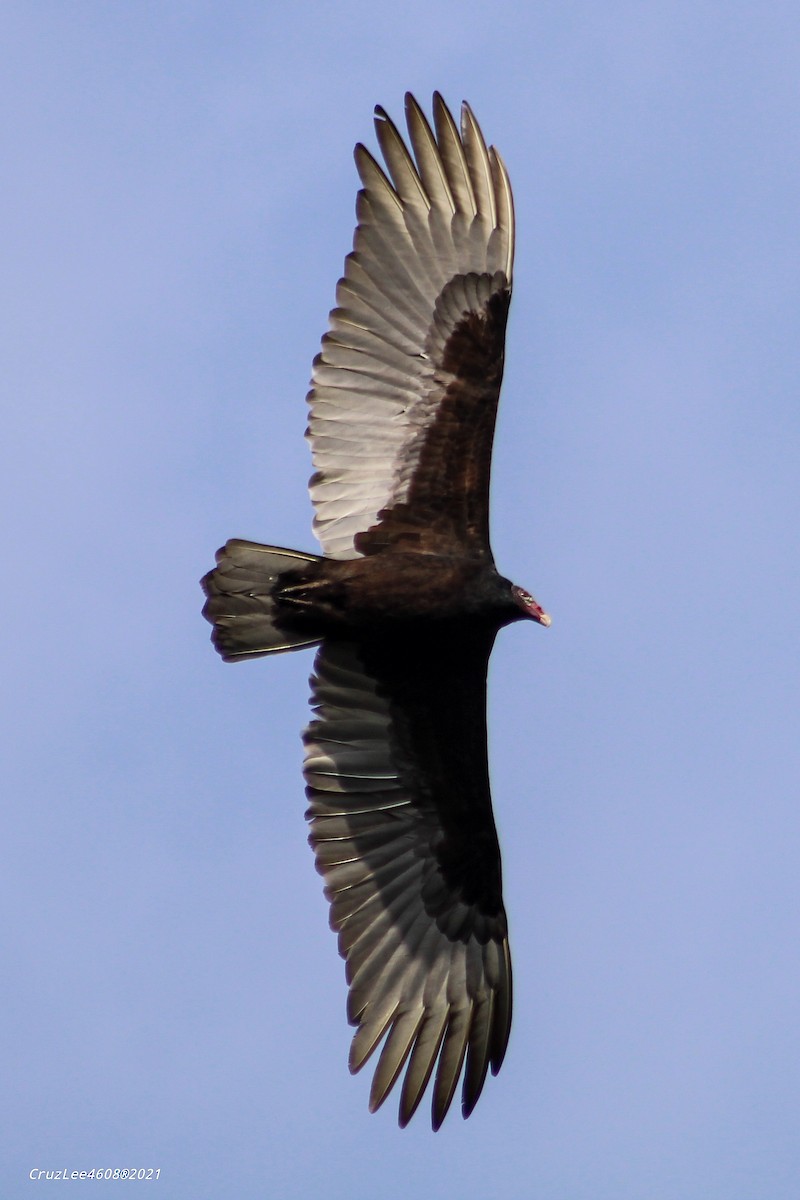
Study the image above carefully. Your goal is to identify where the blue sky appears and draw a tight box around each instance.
[3,3,799,1197]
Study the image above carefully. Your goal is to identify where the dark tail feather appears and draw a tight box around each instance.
[201,539,323,661]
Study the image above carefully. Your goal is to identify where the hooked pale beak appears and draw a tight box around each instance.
[527,597,551,626]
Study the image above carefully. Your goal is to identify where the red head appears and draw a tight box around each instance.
[512,585,551,626]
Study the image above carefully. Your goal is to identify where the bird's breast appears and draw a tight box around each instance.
[290,552,504,630]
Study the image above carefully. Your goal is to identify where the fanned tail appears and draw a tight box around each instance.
[201,539,323,661]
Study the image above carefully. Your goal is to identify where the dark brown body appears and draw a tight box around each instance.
[276,552,525,639]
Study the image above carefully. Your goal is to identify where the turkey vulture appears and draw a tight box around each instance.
[201,93,550,1129]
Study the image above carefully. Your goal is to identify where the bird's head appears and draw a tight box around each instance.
[511,584,551,627]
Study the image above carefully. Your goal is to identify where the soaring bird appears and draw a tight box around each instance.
[202,93,550,1129]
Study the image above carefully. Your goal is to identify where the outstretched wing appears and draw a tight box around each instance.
[303,635,511,1129]
[307,93,514,561]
